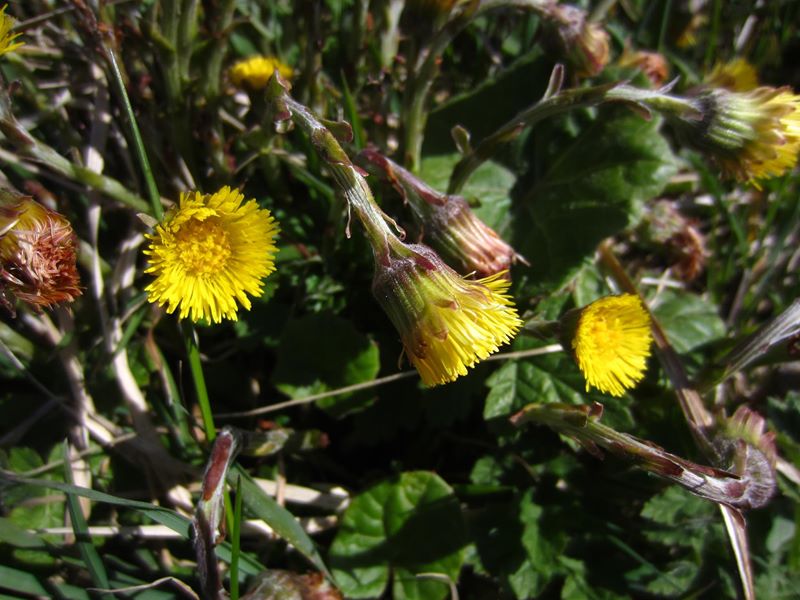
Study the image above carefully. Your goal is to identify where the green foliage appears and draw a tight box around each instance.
[513,112,677,286]
[1,1,798,599]
[330,471,465,600]
[271,313,380,415]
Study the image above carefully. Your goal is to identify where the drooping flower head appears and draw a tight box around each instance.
[373,243,522,386]
[0,193,81,311]
[686,85,800,183]
[0,4,23,57]
[359,149,521,279]
[229,56,293,91]
[562,294,652,397]
[541,4,610,78]
[144,186,279,323]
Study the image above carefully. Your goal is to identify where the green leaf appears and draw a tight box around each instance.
[514,111,677,285]
[483,346,634,430]
[419,154,516,233]
[470,492,564,599]
[0,517,45,548]
[652,290,726,354]
[330,471,466,600]
[640,486,719,553]
[0,474,191,537]
[0,565,49,596]
[2,448,65,565]
[62,443,112,596]
[626,560,700,597]
[271,313,380,416]
[230,465,331,580]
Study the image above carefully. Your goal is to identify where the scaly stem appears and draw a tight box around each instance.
[448,81,700,194]
[276,89,406,262]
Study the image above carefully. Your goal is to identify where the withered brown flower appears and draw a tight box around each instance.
[0,194,81,311]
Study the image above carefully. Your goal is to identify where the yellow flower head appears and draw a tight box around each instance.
[229,56,293,91]
[0,194,81,310]
[695,86,800,184]
[705,58,759,92]
[144,186,279,323]
[373,243,522,386]
[566,294,652,397]
[0,4,23,56]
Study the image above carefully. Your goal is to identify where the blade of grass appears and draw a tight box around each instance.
[0,472,192,537]
[62,442,113,599]
[230,464,332,580]
[103,47,162,219]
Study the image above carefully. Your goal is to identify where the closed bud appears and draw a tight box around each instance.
[359,149,520,278]
[542,4,610,78]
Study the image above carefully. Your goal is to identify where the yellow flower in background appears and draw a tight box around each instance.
[705,58,759,92]
[373,243,522,386]
[144,186,279,323]
[567,294,652,397]
[0,4,24,56]
[229,56,293,90]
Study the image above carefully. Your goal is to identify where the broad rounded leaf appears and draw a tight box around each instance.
[652,290,726,354]
[271,313,380,416]
[514,112,677,285]
[330,471,465,600]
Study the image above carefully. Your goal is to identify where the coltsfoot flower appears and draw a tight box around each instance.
[144,186,279,323]
[562,294,652,397]
[690,85,800,183]
[230,56,293,90]
[0,4,23,57]
[373,243,522,386]
[0,194,81,310]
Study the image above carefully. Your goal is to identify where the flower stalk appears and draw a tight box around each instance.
[447,70,699,193]
[267,77,404,264]
[511,402,774,510]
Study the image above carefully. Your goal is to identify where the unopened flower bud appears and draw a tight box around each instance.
[618,48,669,88]
[542,4,610,78]
[360,149,520,278]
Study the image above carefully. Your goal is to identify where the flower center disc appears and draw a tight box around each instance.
[585,316,622,361]
[176,218,231,276]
